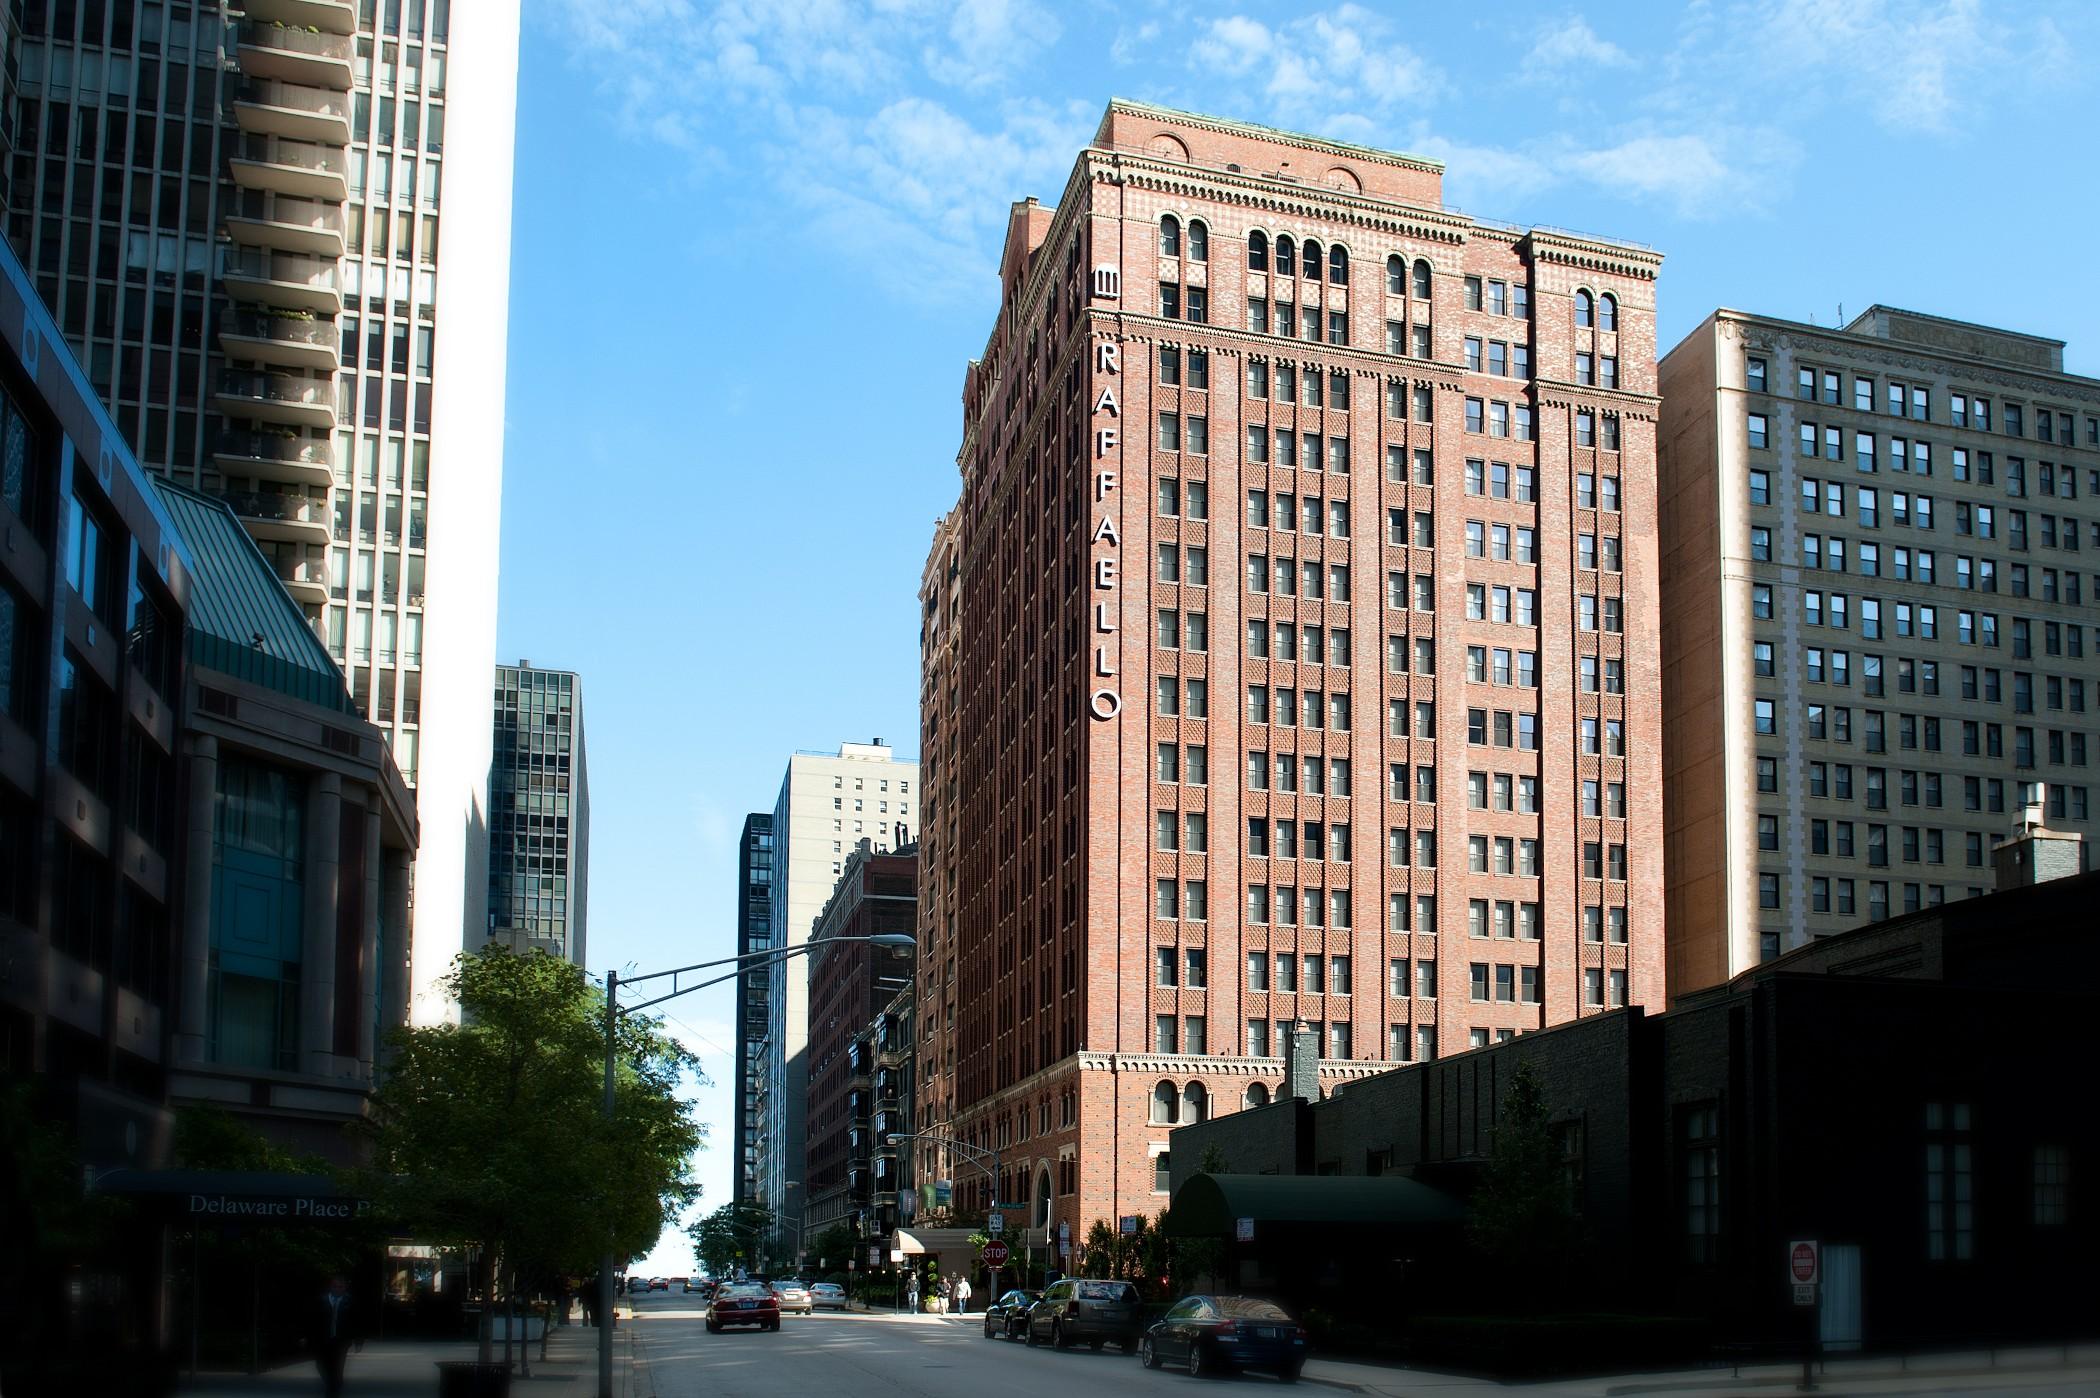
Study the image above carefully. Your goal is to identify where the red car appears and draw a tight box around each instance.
[706,1283,780,1333]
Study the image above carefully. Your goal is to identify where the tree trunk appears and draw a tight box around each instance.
[514,1266,532,1378]
[476,1248,495,1365]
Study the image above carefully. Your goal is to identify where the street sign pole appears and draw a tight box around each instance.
[1789,1241,1821,1392]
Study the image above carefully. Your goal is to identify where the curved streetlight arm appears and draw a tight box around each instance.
[611,933,910,1016]
[597,933,909,1396]
[886,1131,1012,1210]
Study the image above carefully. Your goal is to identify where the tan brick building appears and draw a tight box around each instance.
[915,101,1666,1251]
[1659,307,2099,994]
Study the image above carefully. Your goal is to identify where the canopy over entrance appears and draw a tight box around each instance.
[90,1168,372,1224]
[1166,1172,1465,1238]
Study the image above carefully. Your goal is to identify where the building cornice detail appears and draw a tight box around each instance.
[1098,158,1469,247]
[1527,232,1664,281]
[1718,314,2100,405]
[1101,101,1446,175]
[1084,309,1466,392]
[1533,379,1664,422]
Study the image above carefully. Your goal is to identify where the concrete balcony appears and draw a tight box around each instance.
[238,21,354,90]
[220,490,333,548]
[233,78,351,146]
[244,0,357,38]
[231,135,349,203]
[271,554,329,607]
[219,306,339,373]
[214,370,337,432]
[222,250,341,316]
[215,429,334,489]
[224,189,346,259]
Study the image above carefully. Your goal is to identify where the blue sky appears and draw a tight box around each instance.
[494,0,2098,1270]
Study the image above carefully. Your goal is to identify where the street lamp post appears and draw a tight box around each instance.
[886,1130,1011,1311]
[596,932,912,1398]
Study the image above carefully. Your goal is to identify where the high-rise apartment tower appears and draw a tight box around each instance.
[754,741,916,1220]
[3,0,519,1022]
[916,101,1665,1235]
[487,660,588,965]
[1659,306,2098,994]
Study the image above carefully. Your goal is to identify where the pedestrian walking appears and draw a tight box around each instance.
[954,1277,971,1314]
[937,1276,952,1314]
[580,1275,599,1328]
[555,1278,572,1326]
[907,1272,920,1312]
[303,1275,362,1398]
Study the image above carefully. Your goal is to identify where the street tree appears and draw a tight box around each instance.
[689,1201,774,1277]
[1466,1058,1583,1309]
[360,946,703,1360]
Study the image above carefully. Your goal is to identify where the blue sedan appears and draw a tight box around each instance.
[1139,1295,1307,1381]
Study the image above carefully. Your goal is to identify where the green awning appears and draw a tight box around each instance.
[1166,1172,1466,1238]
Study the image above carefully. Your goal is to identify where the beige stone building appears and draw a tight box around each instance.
[1659,307,2098,995]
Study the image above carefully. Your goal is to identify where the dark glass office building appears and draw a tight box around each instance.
[731,810,772,1208]
[486,660,587,965]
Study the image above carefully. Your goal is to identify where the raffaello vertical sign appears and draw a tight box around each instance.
[1089,330,1123,721]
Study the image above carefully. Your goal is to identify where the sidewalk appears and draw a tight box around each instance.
[1297,1342,2100,1397]
[173,1311,643,1397]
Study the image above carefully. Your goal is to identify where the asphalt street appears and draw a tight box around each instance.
[621,1291,1292,1398]
[618,1290,2100,1398]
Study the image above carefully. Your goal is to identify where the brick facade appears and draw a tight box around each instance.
[916,101,1666,1248]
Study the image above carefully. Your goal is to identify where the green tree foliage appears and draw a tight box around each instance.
[1466,1059,1583,1310]
[808,1223,856,1274]
[688,1202,773,1277]
[360,947,704,1351]
[1076,1214,1175,1299]
[0,1081,125,1394]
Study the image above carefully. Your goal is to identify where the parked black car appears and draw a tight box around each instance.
[1024,1278,1142,1352]
[1139,1295,1306,1380]
[981,1288,1043,1340]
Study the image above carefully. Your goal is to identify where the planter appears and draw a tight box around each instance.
[435,1360,512,1397]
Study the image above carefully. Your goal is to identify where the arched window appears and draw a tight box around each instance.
[1386,255,1404,296]
[1188,220,1209,263]
[1245,1082,1270,1108]
[1248,231,1269,272]
[1183,1082,1209,1125]
[1276,235,1296,278]
[1302,239,1323,282]
[1575,289,1595,328]
[1150,1080,1178,1124]
[1412,259,1432,298]
[1599,292,1619,331]
[1034,1169,1052,1226]
[1328,244,1349,285]
[1159,215,1181,258]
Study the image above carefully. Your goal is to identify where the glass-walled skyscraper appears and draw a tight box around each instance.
[488,661,588,966]
[3,0,520,1022]
[732,812,773,1208]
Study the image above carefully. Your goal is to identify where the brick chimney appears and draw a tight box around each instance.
[1281,1021,1320,1102]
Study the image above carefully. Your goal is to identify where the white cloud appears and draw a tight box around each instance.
[1110,21,1163,66]
[1415,122,1800,222]
[1744,0,2066,135]
[1523,16,1632,77]
[1190,16,1271,75]
[927,0,1064,89]
[544,0,1080,299]
[1188,6,1441,127]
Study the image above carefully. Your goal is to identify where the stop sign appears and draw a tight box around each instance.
[982,1241,1009,1267]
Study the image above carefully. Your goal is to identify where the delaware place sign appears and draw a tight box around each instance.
[1090,334,1123,721]
[187,1192,370,1221]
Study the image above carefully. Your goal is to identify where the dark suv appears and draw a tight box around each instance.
[1024,1278,1142,1352]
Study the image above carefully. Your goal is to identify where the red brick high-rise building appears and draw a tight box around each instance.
[914,101,1665,1250]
